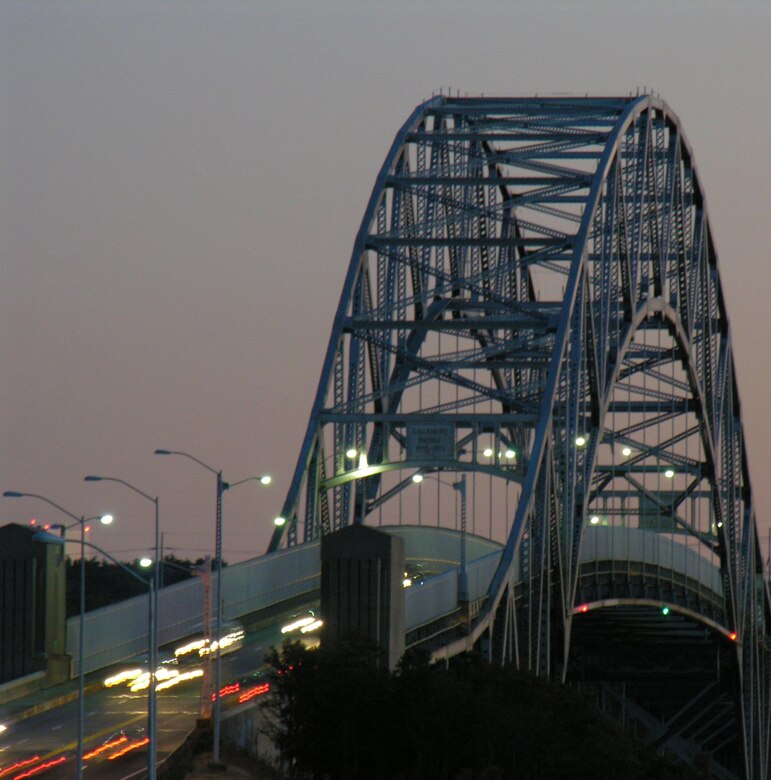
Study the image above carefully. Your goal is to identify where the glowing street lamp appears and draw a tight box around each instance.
[412,472,468,601]
[84,475,159,780]
[153,448,271,766]
[32,530,153,777]
[3,491,112,780]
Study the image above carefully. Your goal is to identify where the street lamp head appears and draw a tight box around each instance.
[83,475,104,482]
[154,449,172,456]
[259,475,272,485]
[139,557,153,568]
[100,514,114,525]
[3,491,26,498]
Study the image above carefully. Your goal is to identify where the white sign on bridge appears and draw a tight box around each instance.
[406,423,455,461]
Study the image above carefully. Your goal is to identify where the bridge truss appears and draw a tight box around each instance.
[269,95,770,778]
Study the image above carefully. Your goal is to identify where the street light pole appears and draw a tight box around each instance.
[153,448,270,765]
[452,475,468,602]
[411,472,469,602]
[140,553,213,719]
[31,530,154,778]
[213,469,224,763]
[84,475,159,780]
[2,491,112,780]
[78,518,85,772]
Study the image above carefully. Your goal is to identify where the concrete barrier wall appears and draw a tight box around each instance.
[67,526,722,676]
[404,528,722,630]
[382,525,502,571]
[404,550,503,630]
[68,542,321,676]
[579,527,723,595]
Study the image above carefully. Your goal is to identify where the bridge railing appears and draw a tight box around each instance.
[405,527,725,647]
[404,548,503,631]
[68,526,724,676]
[579,526,723,597]
[69,541,322,676]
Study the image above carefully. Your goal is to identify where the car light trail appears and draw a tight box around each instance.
[13,756,67,779]
[108,737,149,760]
[238,682,270,704]
[156,668,203,692]
[104,668,143,687]
[212,682,240,701]
[0,758,40,779]
[83,735,128,760]
[281,616,316,633]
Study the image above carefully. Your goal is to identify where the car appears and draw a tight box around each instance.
[173,620,245,664]
[403,562,426,587]
[84,726,148,762]
[103,654,179,689]
[281,610,323,635]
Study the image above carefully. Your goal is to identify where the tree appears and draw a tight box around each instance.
[264,636,395,780]
[65,554,199,617]
[263,641,703,780]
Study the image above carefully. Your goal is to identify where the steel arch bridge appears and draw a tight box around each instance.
[268,95,771,778]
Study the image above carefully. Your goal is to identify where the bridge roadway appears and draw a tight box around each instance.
[2,525,730,777]
[0,607,306,778]
[64,524,726,679]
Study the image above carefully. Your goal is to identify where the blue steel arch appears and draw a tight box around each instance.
[269,95,770,778]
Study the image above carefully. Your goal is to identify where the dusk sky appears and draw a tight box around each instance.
[2,1,770,564]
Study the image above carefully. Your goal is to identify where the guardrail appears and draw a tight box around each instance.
[69,541,322,676]
[67,526,723,676]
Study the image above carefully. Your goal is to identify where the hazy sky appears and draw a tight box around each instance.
[2,0,770,564]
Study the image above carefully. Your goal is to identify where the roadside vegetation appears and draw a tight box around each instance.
[64,555,201,616]
[261,638,705,780]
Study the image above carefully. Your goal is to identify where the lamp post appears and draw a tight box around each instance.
[452,475,468,603]
[140,554,213,719]
[31,530,154,776]
[2,490,112,780]
[412,472,468,602]
[153,448,271,765]
[84,475,159,780]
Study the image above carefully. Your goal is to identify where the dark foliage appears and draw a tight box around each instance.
[263,640,703,780]
[64,555,203,617]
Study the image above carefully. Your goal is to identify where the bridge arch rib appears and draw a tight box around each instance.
[269,95,770,778]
